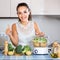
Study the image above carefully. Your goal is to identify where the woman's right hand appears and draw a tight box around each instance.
[6,25,12,36]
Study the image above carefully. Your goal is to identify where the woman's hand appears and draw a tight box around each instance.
[36,32,45,37]
[6,24,18,46]
[34,22,45,37]
[6,26,12,36]
[40,32,45,37]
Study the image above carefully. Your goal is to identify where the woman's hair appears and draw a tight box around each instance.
[16,2,32,21]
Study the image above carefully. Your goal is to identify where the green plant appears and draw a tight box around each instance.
[8,43,14,51]
[15,45,22,54]
[33,37,47,43]
[22,45,31,54]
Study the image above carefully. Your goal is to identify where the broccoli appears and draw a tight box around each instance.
[39,37,47,43]
[15,45,22,54]
[33,37,40,42]
[22,45,31,54]
[33,37,47,43]
[8,43,14,51]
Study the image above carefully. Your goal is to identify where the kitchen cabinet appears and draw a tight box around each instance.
[44,0,60,15]
[10,0,31,17]
[0,0,10,17]
[0,0,60,17]
[10,0,60,16]
[10,0,44,17]
[30,0,44,15]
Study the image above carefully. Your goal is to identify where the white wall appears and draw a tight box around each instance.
[0,16,60,45]
[0,19,18,33]
[32,15,60,45]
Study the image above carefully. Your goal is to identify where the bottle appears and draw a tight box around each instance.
[53,47,58,54]
[52,41,58,54]
[4,41,8,55]
[57,45,60,58]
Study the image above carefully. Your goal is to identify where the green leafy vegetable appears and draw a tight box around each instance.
[33,37,47,43]
[8,43,14,51]
[33,37,40,42]
[39,37,47,43]
[22,45,31,54]
[15,45,22,54]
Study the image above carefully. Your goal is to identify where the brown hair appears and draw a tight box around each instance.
[16,2,32,21]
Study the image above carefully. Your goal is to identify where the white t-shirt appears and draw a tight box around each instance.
[16,21,36,47]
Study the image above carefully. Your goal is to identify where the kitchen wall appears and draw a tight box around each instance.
[0,15,60,45]
[32,15,60,45]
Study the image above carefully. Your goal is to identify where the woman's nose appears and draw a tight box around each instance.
[21,13,24,16]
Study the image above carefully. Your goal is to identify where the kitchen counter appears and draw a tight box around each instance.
[0,51,60,60]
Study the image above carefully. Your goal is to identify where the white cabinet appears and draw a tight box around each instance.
[30,0,44,15]
[11,0,31,17]
[0,0,60,17]
[44,0,60,15]
[11,0,44,17]
[0,0,10,17]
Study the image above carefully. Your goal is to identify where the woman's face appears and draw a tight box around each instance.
[17,6,30,22]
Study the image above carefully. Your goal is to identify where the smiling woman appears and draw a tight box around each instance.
[16,3,31,22]
[6,2,44,47]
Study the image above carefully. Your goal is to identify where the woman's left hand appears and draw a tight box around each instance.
[36,32,45,37]
[40,32,45,37]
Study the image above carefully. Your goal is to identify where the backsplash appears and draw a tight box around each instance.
[0,15,60,45]
[0,33,9,46]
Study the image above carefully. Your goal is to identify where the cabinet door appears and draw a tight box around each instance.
[11,0,44,17]
[0,0,10,17]
[11,0,31,17]
[44,0,60,15]
[30,0,44,15]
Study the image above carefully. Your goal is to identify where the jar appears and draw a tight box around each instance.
[53,47,58,54]
[52,41,59,54]
[57,45,60,58]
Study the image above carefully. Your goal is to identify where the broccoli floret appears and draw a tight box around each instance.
[15,45,22,54]
[8,43,14,51]
[40,37,47,43]
[22,45,31,54]
[33,37,40,42]
[33,37,47,43]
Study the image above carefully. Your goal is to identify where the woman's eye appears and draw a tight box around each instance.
[17,11,28,14]
[24,11,27,13]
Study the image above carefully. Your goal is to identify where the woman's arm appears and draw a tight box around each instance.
[6,24,18,46]
[34,22,44,37]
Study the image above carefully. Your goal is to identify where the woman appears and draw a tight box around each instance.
[6,3,44,46]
